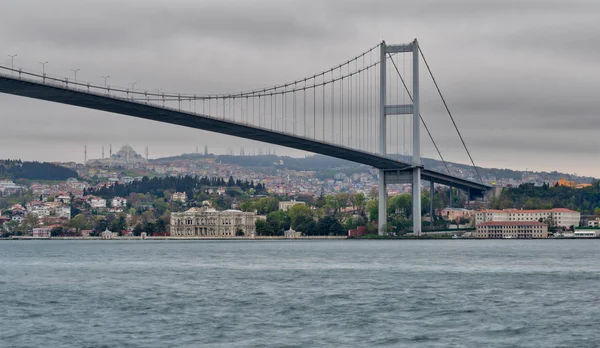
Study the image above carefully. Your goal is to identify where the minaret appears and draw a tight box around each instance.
[84,144,87,164]
[145,145,149,161]
[102,146,105,159]
[204,144,208,156]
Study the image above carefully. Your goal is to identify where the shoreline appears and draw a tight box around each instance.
[1,236,598,241]
[0,236,348,241]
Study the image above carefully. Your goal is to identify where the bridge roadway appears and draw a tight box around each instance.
[0,73,490,197]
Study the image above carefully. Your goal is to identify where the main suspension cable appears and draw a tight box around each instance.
[418,46,483,183]
[388,53,451,175]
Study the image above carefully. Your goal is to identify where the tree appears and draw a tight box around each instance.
[366,199,378,222]
[266,210,290,235]
[21,214,39,233]
[69,214,88,234]
[288,204,313,230]
[255,219,273,236]
[343,215,365,231]
[293,214,317,234]
[0,220,19,236]
[315,215,345,236]
[388,194,411,218]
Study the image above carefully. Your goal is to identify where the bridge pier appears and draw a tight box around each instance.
[378,169,387,235]
[430,180,435,226]
[377,38,422,236]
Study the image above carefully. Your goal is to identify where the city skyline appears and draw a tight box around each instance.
[1,0,599,175]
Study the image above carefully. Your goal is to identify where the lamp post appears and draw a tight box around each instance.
[130,81,137,93]
[71,69,80,82]
[101,75,110,87]
[39,61,48,81]
[8,54,17,74]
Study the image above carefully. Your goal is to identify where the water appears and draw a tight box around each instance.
[1,240,599,347]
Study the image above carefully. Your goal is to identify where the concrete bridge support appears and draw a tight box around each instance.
[378,39,422,236]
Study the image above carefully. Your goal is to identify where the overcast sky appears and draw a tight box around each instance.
[1,0,599,176]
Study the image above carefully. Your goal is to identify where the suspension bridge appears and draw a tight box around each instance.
[0,39,491,235]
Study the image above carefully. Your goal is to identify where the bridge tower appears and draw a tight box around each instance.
[378,39,422,236]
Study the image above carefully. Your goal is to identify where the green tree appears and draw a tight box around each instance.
[255,219,273,236]
[69,214,89,234]
[315,215,345,236]
[366,199,378,222]
[288,204,313,230]
[266,210,290,235]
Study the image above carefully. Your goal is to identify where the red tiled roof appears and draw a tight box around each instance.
[477,221,547,227]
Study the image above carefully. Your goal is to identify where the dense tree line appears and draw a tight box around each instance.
[491,182,600,214]
[85,175,266,199]
[0,160,78,181]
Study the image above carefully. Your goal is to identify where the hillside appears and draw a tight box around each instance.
[0,160,78,181]
[153,153,595,184]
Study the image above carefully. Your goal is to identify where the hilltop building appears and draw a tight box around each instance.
[171,192,187,203]
[170,206,256,237]
[554,179,592,189]
[86,145,147,169]
[278,199,305,212]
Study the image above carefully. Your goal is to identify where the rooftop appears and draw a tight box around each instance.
[478,221,547,227]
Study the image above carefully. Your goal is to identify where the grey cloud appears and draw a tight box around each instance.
[1,0,600,176]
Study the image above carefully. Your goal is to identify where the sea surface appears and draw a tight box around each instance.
[1,239,599,347]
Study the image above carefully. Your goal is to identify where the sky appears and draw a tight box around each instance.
[0,0,599,176]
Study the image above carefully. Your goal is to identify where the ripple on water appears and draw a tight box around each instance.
[1,239,600,347]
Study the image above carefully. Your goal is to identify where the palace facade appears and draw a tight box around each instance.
[170,207,256,237]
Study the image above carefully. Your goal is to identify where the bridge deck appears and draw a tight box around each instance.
[0,74,490,196]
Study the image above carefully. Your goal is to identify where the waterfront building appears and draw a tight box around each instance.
[278,199,305,212]
[32,226,53,238]
[284,227,302,238]
[573,231,599,238]
[170,207,256,237]
[475,208,580,228]
[476,221,548,239]
[100,228,116,239]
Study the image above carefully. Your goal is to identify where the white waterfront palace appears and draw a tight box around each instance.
[170,206,256,237]
[475,208,580,228]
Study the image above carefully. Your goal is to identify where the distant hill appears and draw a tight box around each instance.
[0,160,78,181]
[152,153,596,184]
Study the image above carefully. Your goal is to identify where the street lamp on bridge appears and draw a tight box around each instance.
[130,81,138,93]
[71,69,80,82]
[39,61,48,76]
[8,54,17,74]
[101,75,110,87]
